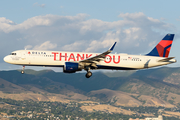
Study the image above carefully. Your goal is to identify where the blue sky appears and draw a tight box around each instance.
[1,0,180,71]
[1,0,180,24]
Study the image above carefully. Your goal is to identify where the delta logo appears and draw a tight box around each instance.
[28,51,47,55]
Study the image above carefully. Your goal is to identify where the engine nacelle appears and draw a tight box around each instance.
[63,62,83,73]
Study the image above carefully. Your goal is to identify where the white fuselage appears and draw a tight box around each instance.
[4,50,176,70]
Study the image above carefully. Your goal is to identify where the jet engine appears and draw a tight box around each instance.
[63,62,83,73]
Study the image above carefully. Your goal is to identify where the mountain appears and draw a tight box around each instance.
[0,67,180,107]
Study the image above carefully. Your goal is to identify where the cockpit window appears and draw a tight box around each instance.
[10,53,16,55]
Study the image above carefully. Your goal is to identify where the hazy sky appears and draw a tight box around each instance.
[1,0,180,71]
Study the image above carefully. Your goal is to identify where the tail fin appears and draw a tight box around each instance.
[146,34,175,58]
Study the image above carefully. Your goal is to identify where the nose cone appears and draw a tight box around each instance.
[4,56,10,63]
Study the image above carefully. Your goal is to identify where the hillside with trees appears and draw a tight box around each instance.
[1,67,180,119]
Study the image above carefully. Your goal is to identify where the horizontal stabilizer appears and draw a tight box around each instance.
[158,57,175,62]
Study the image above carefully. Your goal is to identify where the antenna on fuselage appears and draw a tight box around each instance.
[24,45,32,50]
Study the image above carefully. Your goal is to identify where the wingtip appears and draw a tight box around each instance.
[110,42,117,51]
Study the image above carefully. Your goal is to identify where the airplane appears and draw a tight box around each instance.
[4,34,176,78]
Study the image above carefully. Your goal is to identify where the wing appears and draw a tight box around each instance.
[80,42,117,63]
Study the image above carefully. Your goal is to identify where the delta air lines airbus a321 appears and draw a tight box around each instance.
[4,34,176,78]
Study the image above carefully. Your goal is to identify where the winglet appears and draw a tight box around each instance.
[109,42,117,51]
[80,42,117,63]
